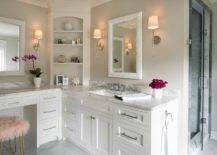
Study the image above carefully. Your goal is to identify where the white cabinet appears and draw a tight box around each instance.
[92,114,112,155]
[64,94,178,155]
[79,110,93,151]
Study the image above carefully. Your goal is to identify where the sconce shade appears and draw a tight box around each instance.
[127,43,133,50]
[93,29,102,39]
[148,16,159,30]
[35,30,42,40]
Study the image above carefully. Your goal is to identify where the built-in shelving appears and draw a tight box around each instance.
[54,30,83,33]
[53,44,83,47]
[54,62,83,65]
[51,16,84,86]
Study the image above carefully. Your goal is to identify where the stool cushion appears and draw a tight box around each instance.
[0,117,29,141]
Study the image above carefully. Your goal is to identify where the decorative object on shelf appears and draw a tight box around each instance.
[56,75,64,86]
[93,29,104,51]
[63,77,69,86]
[57,55,67,63]
[63,21,73,31]
[149,79,168,99]
[71,57,80,63]
[57,39,63,44]
[72,40,76,45]
[75,37,82,44]
[12,53,43,88]
[148,16,161,45]
[62,38,67,44]
[33,30,43,52]
[72,77,80,86]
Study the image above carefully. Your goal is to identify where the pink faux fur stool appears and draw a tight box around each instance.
[0,116,29,155]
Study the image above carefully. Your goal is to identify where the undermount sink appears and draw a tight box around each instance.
[88,89,116,97]
[88,89,138,97]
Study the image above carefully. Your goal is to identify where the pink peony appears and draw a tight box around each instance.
[149,79,168,89]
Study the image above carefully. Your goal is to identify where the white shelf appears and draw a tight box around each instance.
[54,62,83,65]
[54,30,83,33]
[54,44,83,47]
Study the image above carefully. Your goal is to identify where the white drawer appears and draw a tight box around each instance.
[113,141,143,155]
[114,124,144,147]
[6,97,21,107]
[114,106,149,127]
[40,92,60,102]
[38,120,58,137]
[38,101,59,120]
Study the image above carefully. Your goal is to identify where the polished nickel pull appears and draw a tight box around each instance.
[121,132,137,141]
[44,96,56,100]
[43,126,56,131]
[43,110,56,114]
[121,113,138,119]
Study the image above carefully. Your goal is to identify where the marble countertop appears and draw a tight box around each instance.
[0,86,61,97]
[63,86,179,111]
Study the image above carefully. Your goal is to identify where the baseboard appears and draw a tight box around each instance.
[210,131,217,140]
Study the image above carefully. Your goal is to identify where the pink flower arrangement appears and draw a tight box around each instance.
[12,53,42,77]
[149,79,168,89]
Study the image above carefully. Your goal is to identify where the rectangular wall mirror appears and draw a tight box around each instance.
[0,17,25,76]
[108,12,142,79]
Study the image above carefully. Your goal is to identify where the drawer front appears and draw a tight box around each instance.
[114,124,144,147]
[38,120,58,137]
[114,106,149,127]
[40,92,60,103]
[113,142,143,155]
[6,97,21,107]
[38,101,59,120]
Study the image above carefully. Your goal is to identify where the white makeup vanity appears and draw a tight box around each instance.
[0,88,62,148]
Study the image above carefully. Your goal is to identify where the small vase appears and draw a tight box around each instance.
[153,88,163,99]
[33,77,41,88]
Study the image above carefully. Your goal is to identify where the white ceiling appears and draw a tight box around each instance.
[17,0,112,8]
[0,22,19,37]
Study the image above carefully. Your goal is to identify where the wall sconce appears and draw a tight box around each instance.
[93,29,104,51]
[148,16,161,45]
[125,42,133,55]
[33,29,43,52]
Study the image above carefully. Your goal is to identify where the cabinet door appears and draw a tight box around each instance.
[92,115,112,155]
[79,110,93,150]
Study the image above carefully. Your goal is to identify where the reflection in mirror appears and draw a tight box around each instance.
[0,17,25,76]
[113,19,136,73]
[108,12,142,79]
[0,22,19,71]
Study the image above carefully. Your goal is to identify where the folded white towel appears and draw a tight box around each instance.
[115,93,152,101]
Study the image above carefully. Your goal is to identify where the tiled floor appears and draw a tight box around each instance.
[3,140,89,155]
[196,140,217,155]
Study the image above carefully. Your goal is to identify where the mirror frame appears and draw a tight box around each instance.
[0,17,25,76]
[108,12,142,79]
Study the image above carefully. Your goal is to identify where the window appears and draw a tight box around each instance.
[0,40,6,71]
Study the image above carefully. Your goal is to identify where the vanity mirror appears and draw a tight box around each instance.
[108,12,142,79]
[0,17,25,76]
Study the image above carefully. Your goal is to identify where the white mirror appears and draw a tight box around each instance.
[108,12,142,79]
[0,17,25,76]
